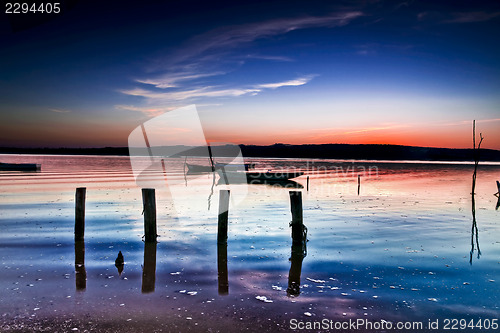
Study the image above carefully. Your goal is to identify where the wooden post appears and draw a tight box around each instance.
[358,174,360,195]
[289,191,303,245]
[142,188,157,243]
[75,187,86,241]
[217,190,230,244]
[306,176,309,191]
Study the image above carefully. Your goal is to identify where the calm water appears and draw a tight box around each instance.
[0,154,499,332]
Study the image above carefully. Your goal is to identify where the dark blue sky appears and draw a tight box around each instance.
[1,0,499,148]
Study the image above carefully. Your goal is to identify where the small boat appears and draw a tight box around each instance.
[186,162,255,173]
[218,169,303,182]
[215,162,255,171]
[186,163,214,173]
[0,162,40,171]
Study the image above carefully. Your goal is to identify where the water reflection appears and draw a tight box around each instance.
[142,242,157,293]
[496,196,500,211]
[115,251,124,276]
[287,243,307,297]
[217,242,229,295]
[74,241,86,291]
[217,178,303,188]
[470,192,481,265]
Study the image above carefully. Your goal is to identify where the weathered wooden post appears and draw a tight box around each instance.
[75,187,86,241]
[217,190,230,244]
[289,191,304,245]
[142,188,157,243]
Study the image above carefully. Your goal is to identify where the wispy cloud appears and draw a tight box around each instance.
[164,12,363,68]
[444,11,500,24]
[255,76,315,89]
[114,104,177,117]
[121,11,362,116]
[121,75,316,104]
[49,108,71,113]
[137,71,225,89]
[418,11,500,24]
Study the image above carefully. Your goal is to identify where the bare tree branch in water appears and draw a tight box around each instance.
[470,120,483,264]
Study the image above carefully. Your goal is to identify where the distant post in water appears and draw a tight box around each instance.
[289,191,304,245]
[75,187,86,241]
[357,174,361,195]
[142,188,157,243]
[218,190,230,244]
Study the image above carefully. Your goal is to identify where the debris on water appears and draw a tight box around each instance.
[463,282,470,285]
[272,285,282,291]
[304,312,312,317]
[488,279,495,282]
[256,296,273,303]
[330,287,340,290]
[187,291,197,296]
[341,293,350,296]
[306,277,325,283]
[179,290,186,293]
[428,272,435,275]
[372,296,379,299]
[428,298,438,302]
[170,272,181,275]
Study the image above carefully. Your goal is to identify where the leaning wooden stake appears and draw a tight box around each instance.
[75,187,86,241]
[217,190,230,244]
[289,191,304,245]
[142,188,157,243]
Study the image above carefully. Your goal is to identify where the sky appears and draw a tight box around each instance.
[0,0,499,149]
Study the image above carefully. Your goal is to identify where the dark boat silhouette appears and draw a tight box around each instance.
[0,162,40,171]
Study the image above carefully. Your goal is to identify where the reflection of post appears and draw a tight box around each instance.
[217,242,229,295]
[496,196,500,211]
[75,187,86,241]
[142,242,157,293]
[289,191,304,246]
[74,240,86,291]
[217,190,230,244]
[287,244,305,297]
[142,188,157,243]
[470,191,481,264]
[306,176,309,191]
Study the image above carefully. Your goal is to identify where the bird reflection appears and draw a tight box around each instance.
[287,243,307,297]
[115,251,124,276]
[217,242,229,295]
[74,240,86,291]
[496,196,500,211]
[142,242,157,293]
